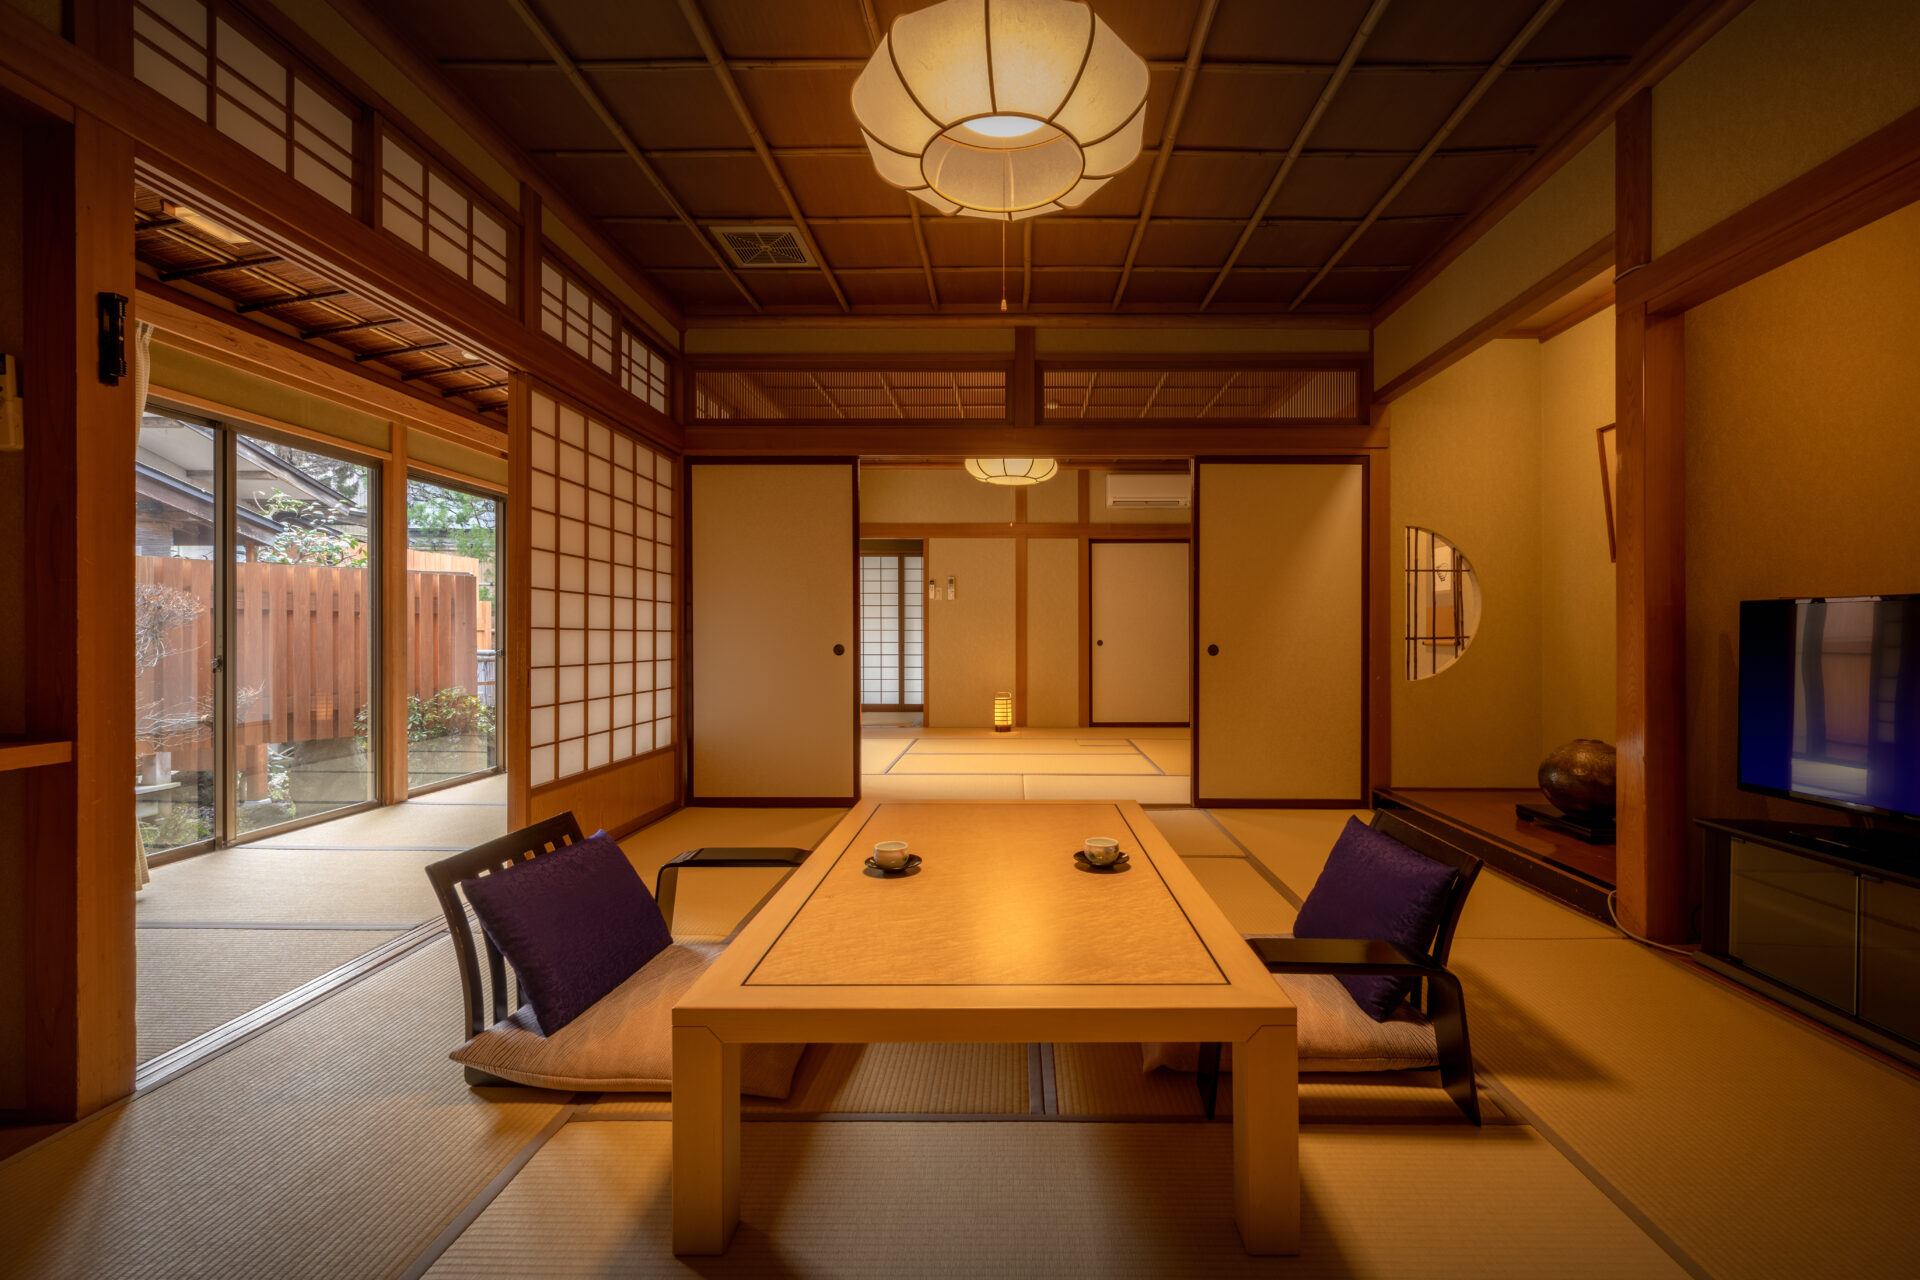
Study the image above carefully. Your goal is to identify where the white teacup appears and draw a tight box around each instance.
[873,840,911,870]
[1083,837,1121,866]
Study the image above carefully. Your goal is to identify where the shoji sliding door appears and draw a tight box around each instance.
[1195,461,1366,806]
[690,462,857,802]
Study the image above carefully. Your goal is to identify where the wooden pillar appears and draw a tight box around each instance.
[517,183,543,332]
[504,372,534,831]
[379,426,410,802]
[22,109,138,1119]
[1614,89,1691,942]
[1366,416,1391,799]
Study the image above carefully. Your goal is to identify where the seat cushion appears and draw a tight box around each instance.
[1141,972,1439,1075]
[460,829,673,1035]
[452,941,806,1098]
[1292,817,1457,1020]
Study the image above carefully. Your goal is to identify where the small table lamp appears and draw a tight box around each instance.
[992,692,1013,733]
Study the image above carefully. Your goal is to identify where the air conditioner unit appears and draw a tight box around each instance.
[1105,473,1191,509]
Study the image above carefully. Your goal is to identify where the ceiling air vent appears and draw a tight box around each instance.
[711,225,816,268]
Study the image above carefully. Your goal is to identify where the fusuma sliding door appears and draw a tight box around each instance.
[689,462,857,802]
[1195,461,1365,806]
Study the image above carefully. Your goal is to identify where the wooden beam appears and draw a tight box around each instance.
[686,423,1387,457]
[23,109,139,1120]
[1292,0,1566,309]
[1111,0,1221,308]
[1200,0,1391,310]
[498,0,761,311]
[1612,89,1689,944]
[1371,0,1753,326]
[1371,234,1615,405]
[1621,99,1920,318]
[862,522,1190,541]
[674,0,849,311]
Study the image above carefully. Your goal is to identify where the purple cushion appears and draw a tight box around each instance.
[1292,818,1457,1021]
[461,830,672,1035]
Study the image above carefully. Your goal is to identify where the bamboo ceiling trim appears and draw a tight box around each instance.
[135,181,512,416]
[379,0,1687,317]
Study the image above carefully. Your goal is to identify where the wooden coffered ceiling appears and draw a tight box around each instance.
[377,0,1680,319]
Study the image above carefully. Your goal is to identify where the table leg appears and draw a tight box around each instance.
[1232,1022,1299,1254]
[672,1024,741,1254]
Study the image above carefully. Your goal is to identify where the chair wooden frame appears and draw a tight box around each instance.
[1196,811,1484,1124]
[423,815,810,1086]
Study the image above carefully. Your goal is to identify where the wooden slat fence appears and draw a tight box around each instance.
[136,556,480,763]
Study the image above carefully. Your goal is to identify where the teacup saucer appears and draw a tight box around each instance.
[1073,850,1131,873]
[864,853,923,877]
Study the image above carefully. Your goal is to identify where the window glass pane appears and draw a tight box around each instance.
[406,478,502,791]
[135,413,219,856]
[233,436,374,835]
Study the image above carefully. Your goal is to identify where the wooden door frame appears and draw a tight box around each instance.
[684,457,861,808]
[1192,456,1374,810]
[1087,536,1193,729]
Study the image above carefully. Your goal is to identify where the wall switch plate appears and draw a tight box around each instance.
[0,353,22,452]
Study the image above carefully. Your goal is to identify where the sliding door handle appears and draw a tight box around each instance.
[1206,644,1219,656]
[833,644,845,656]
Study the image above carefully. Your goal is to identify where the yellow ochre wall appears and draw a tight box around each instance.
[1684,201,1920,833]
[1389,341,1544,786]
[1373,128,1613,391]
[1538,308,1618,756]
[861,468,1190,728]
[1388,318,1617,787]
[1652,0,1920,256]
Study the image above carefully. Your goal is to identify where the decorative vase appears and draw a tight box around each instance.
[1538,739,1616,817]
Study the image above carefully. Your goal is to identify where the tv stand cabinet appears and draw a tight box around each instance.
[1698,819,1920,1068]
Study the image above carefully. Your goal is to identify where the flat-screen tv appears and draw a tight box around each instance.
[1738,595,1920,820]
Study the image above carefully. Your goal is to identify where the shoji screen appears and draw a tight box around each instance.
[525,389,674,794]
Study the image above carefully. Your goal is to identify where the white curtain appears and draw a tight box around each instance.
[133,318,154,892]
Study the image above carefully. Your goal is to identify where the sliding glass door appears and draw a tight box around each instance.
[134,414,221,858]
[232,434,376,836]
[405,476,502,792]
[133,405,381,859]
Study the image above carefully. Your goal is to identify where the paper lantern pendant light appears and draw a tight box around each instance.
[965,457,1059,485]
[853,0,1150,221]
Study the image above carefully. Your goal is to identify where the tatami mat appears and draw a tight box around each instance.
[1209,809,1368,895]
[889,751,1157,775]
[1183,856,1299,934]
[583,1042,1030,1119]
[904,737,1138,754]
[422,1120,1681,1278]
[860,737,912,772]
[1131,737,1192,775]
[0,939,570,1280]
[247,788,505,850]
[137,846,451,925]
[1049,1043,1512,1126]
[1023,774,1192,803]
[1147,807,1244,856]
[861,773,1026,799]
[617,806,846,941]
[1456,936,1920,1280]
[136,927,402,1062]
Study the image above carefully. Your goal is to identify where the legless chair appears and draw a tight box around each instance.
[425,814,808,1088]
[1192,812,1483,1124]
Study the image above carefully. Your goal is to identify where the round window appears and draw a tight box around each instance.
[1405,528,1480,679]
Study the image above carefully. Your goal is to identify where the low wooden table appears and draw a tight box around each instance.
[671,799,1299,1255]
